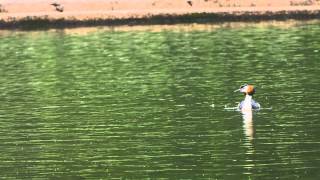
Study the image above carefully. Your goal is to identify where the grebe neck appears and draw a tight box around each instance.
[244,94,252,101]
[242,94,253,111]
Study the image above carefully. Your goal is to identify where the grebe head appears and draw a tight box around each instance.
[235,84,255,96]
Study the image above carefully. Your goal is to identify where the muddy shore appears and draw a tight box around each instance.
[1,0,320,29]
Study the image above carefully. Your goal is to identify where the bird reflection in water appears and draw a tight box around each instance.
[242,108,255,141]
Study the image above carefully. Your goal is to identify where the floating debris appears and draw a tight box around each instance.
[0,4,8,13]
[50,2,60,7]
[51,2,64,12]
[187,0,193,6]
[55,6,64,12]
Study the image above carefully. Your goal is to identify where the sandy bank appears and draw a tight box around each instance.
[1,0,320,29]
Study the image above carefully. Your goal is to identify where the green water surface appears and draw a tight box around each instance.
[0,22,319,179]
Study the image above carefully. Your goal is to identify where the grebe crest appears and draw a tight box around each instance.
[239,84,255,95]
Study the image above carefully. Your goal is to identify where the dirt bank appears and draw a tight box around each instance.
[1,0,320,29]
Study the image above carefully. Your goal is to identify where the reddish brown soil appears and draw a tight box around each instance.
[1,0,320,21]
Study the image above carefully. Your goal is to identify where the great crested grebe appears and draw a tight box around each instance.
[235,84,260,111]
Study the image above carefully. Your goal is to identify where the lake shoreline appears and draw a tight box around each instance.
[1,10,320,30]
[1,0,320,30]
